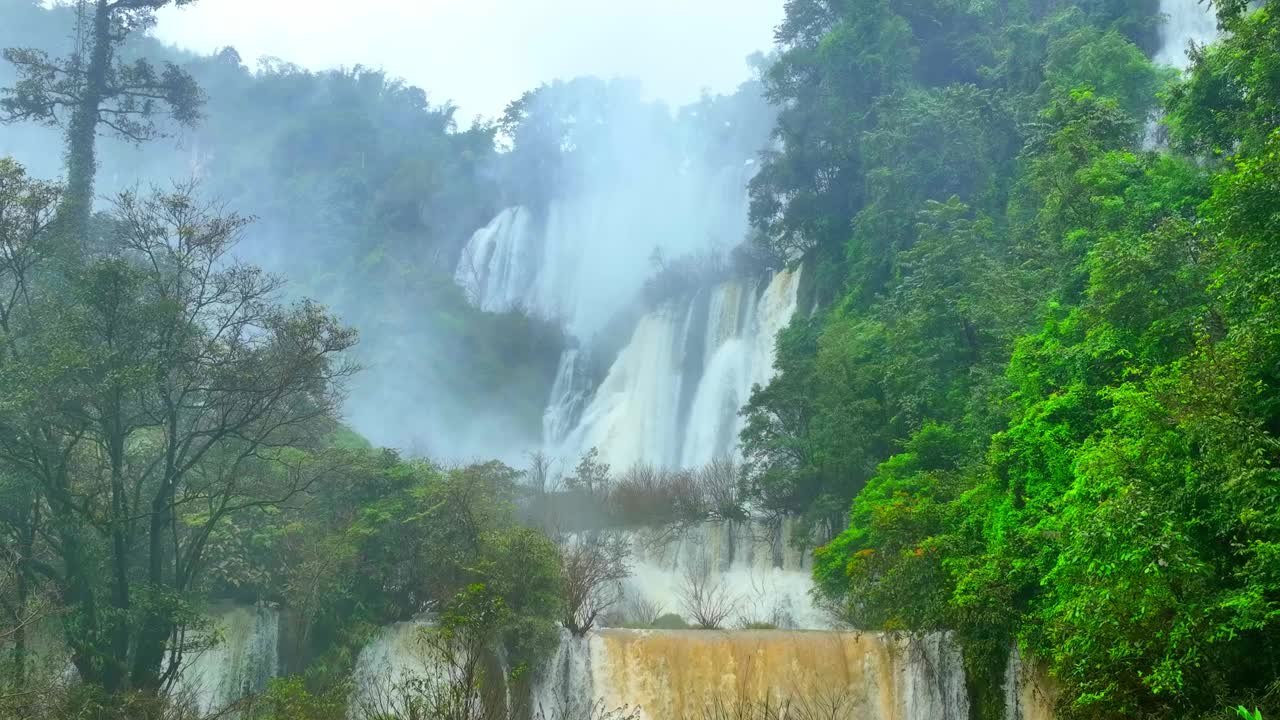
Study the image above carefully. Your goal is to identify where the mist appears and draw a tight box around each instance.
[153,0,785,119]
[0,0,781,467]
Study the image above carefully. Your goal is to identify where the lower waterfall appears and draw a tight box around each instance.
[174,603,280,714]
[532,629,969,720]
[1002,645,1058,720]
[349,621,438,719]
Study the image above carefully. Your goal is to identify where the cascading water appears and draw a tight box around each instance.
[543,348,593,449]
[174,603,280,714]
[349,621,438,718]
[454,162,758,340]
[552,268,802,471]
[455,207,537,313]
[1155,0,1220,70]
[618,519,827,631]
[1002,645,1059,720]
[1145,0,1222,146]
[532,629,970,720]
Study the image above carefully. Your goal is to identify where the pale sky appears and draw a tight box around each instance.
[155,0,785,121]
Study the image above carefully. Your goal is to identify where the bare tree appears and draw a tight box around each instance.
[528,450,554,497]
[559,531,632,635]
[610,463,704,526]
[566,448,612,499]
[622,593,664,628]
[697,457,745,522]
[678,553,739,630]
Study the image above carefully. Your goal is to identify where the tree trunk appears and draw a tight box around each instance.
[57,0,111,244]
[130,409,181,691]
[10,514,32,693]
[107,405,135,688]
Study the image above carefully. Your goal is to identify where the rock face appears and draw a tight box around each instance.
[533,629,970,720]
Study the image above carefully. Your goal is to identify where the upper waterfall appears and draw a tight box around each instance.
[1155,0,1220,69]
[456,201,802,471]
[455,160,757,340]
[452,77,786,471]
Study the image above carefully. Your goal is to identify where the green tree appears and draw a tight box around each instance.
[0,177,356,695]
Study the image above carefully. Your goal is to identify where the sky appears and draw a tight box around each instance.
[155,0,785,121]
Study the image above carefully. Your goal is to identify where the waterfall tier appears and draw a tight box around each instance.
[175,603,280,714]
[534,629,969,720]
[553,268,801,470]
[455,162,755,340]
[619,520,828,631]
[1155,0,1219,69]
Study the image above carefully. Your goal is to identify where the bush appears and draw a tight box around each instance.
[651,613,690,630]
[609,464,704,526]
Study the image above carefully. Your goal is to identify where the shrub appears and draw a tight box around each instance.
[651,613,691,630]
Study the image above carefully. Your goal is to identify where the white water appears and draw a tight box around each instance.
[455,163,756,340]
[553,268,801,471]
[348,621,440,718]
[1155,0,1219,69]
[455,207,538,313]
[618,519,827,631]
[543,348,593,448]
[1003,645,1058,720]
[174,604,279,714]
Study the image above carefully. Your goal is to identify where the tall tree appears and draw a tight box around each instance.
[0,177,357,694]
[0,0,203,242]
[0,157,61,697]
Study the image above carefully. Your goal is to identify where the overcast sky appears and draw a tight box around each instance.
[154,0,784,121]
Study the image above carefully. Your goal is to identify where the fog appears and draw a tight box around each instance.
[0,0,782,467]
[155,0,785,120]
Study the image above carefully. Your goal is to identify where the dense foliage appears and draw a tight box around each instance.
[740,1,1280,718]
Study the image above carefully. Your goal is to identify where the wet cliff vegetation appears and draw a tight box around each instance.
[0,0,1278,719]
[737,1,1280,719]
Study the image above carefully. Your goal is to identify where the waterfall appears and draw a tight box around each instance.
[349,621,442,718]
[619,519,827,630]
[543,348,592,448]
[556,308,690,469]
[554,268,802,471]
[1003,645,1059,720]
[454,161,756,341]
[1155,0,1219,69]
[532,631,599,720]
[174,603,280,714]
[455,207,538,313]
[532,629,970,720]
